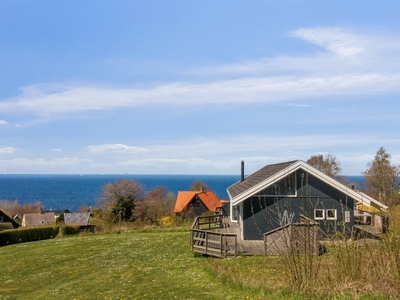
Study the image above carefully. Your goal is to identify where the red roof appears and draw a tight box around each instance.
[174,190,221,213]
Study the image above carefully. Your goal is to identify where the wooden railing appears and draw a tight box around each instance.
[191,214,223,231]
[190,215,237,258]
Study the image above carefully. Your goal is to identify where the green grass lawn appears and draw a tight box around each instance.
[2,228,398,300]
[0,230,280,300]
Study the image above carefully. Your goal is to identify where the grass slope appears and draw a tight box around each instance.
[0,231,273,300]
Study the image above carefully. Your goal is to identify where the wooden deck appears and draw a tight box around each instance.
[213,217,265,256]
[190,215,265,257]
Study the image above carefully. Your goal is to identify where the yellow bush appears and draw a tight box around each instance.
[159,216,174,226]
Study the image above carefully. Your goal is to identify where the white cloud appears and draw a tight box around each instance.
[146,134,396,159]
[1,74,398,115]
[1,27,399,116]
[0,147,17,154]
[0,120,8,126]
[52,148,62,152]
[291,27,366,56]
[87,144,149,154]
[0,157,93,171]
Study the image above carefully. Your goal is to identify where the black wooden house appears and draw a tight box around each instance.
[227,160,387,240]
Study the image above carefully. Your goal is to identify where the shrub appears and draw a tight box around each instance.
[159,216,174,226]
[59,225,80,236]
[0,226,60,247]
[0,222,13,231]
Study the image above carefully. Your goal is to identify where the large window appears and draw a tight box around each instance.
[256,172,297,197]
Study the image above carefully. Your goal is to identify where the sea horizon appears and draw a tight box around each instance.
[0,174,366,213]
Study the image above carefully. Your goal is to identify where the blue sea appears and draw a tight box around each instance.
[0,174,242,212]
[0,174,365,212]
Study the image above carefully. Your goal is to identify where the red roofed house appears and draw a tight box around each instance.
[174,190,222,217]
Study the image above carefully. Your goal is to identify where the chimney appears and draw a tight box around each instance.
[241,161,245,182]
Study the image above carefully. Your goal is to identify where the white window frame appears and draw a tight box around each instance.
[314,209,325,220]
[326,209,337,220]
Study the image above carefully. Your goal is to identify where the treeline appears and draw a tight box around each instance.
[0,199,43,216]
[96,181,176,225]
[307,147,400,206]
[92,179,209,226]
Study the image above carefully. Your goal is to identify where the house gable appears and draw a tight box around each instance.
[228,160,387,210]
[228,160,387,240]
[174,191,197,213]
[0,208,20,228]
[241,172,356,239]
[174,190,221,215]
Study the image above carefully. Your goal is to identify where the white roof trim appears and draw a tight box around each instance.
[230,161,387,210]
[230,160,303,206]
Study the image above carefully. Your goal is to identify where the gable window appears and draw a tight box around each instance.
[0,216,3,222]
[314,209,325,220]
[326,209,337,220]
[256,172,297,197]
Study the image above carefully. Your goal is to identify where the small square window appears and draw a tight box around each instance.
[314,209,325,220]
[326,209,337,220]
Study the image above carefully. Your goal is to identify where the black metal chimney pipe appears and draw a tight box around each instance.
[241,161,244,182]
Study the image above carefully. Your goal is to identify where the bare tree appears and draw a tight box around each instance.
[99,180,144,223]
[0,199,43,216]
[190,179,208,192]
[363,147,400,206]
[134,186,175,224]
[306,154,341,178]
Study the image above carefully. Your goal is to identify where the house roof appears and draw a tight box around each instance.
[0,208,21,227]
[227,160,298,199]
[0,208,14,220]
[227,160,388,211]
[22,212,55,227]
[64,212,90,226]
[174,190,221,213]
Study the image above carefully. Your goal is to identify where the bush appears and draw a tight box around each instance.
[0,226,60,247]
[59,225,80,236]
[159,216,174,226]
[0,222,14,231]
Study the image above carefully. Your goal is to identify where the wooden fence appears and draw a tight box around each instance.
[264,222,319,256]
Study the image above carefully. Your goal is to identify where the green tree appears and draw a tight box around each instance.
[306,154,341,178]
[100,180,144,223]
[363,147,400,206]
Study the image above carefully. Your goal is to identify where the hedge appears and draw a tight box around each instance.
[59,225,80,236]
[0,223,14,231]
[0,226,60,247]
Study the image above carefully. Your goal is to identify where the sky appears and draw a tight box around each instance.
[0,0,399,175]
